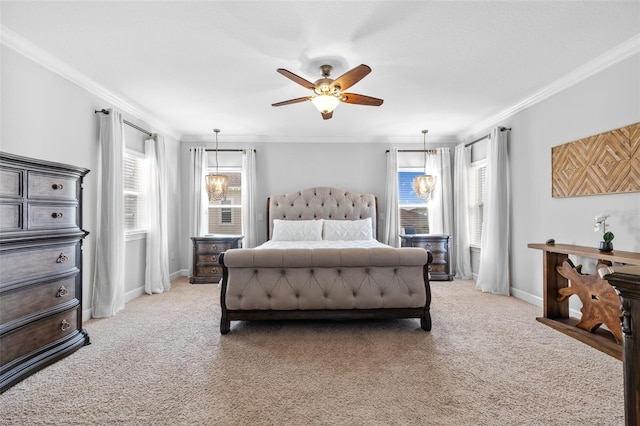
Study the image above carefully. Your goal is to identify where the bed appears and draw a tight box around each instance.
[218,187,433,334]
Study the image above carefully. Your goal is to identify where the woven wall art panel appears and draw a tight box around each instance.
[552,122,640,197]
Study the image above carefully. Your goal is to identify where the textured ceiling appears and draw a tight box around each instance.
[1,1,639,143]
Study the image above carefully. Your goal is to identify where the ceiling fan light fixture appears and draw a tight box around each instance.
[311,94,340,114]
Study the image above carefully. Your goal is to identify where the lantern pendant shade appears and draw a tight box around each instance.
[413,174,437,201]
[206,174,228,201]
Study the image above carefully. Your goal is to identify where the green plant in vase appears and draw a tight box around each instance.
[594,214,614,252]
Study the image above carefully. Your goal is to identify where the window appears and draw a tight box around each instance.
[123,150,147,234]
[469,161,486,247]
[207,170,242,234]
[398,170,429,234]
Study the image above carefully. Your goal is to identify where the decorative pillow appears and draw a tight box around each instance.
[323,218,374,241]
[271,219,323,241]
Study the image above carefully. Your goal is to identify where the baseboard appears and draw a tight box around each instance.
[171,269,189,280]
[511,287,582,318]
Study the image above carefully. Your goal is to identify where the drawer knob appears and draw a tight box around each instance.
[52,183,64,190]
[60,319,71,332]
[56,285,69,297]
[211,268,218,274]
[56,253,69,263]
[51,212,64,218]
[212,255,218,262]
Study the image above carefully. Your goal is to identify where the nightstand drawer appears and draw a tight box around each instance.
[196,242,233,252]
[1,275,77,325]
[197,253,222,264]
[195,265,223,277]
[27,172,78,201]
[0,306,79,367]
[28,203,78,230]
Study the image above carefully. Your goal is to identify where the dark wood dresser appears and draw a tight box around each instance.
[400,234,453,281]
[0,152,90,392]
[190,235,243,284]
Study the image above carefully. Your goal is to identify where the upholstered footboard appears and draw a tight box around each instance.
[219,247,433,334]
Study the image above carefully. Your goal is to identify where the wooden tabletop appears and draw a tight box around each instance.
[528,243,640,265]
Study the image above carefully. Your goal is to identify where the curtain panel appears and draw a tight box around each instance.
[92,109,126,318]
[383,148,400,247]
[188,147,208,276]
[242,148,258,247]
[145,136,171,294]
[453,144,473,279]
[476,127,511,295]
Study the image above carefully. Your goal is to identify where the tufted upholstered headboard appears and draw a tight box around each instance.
[267,187,378,240]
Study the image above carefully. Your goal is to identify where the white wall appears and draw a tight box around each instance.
[179,140,455,266]
[0,46,183,319]
[507,54,640,305]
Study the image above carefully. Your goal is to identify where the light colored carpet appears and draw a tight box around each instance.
[0,277,623,425]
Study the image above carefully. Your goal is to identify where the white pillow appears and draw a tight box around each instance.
[323,218,374,241]
[271,219,323,241]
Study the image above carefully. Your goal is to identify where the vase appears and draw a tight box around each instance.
[598,241,613,252]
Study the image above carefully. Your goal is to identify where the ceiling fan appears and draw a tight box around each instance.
[272,64,384,120]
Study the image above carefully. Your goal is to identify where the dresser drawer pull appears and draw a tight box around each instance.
[52,183,64,190]
[56,285,70,297]
[424,243,432,248]
[60,319,71,332]
[212,255,218,262]
[51,212,64,218]
[56,253,69,263]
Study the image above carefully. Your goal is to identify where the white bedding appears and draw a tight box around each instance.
[257,239,391,249]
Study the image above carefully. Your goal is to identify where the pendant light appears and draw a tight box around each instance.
[205,129,228,201]
[412,129,436,201]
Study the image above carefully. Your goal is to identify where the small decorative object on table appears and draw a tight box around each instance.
[594,214,614,252]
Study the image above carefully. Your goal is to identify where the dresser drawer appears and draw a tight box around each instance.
[429,264,446,273]
[196,242,233,253]
[0,168,22,198]
[27,203,78,230]
[0,203,22,232]
[0,243,78,286]
[0,306,79,367]
[195,265,223,277]
[0,275,77,325]
[27,172,78,201]
[197,253,222,264]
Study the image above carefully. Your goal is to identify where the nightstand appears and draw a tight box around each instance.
[190,235,243,284]
[400,234,453,281]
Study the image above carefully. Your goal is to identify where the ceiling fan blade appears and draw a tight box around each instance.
[339,93,384,106]
[276,68,316,90]
[332,64,371,91]
[321,111,333,120]
[272,97,312,107]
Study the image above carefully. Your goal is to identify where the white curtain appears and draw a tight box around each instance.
[145,135,171,294]
[242,148,258,248]
[454,143,473,279]
[476,127,511,295]
[383,148,400,247]
[188,147,208,275]
[92,109,126,318]
[426,148,452,237]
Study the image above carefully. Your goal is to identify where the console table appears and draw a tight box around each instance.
[602,266,640,426]
[528,243,640,359]
[529,244,640,426]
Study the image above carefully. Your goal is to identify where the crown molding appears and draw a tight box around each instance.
[460,34,640,142]
[1,25,182,140]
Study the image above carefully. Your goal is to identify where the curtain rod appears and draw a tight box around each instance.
[94,109,153,137]
[465,127,512,147]
[204,149,256,153]
[385,149,437,153]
